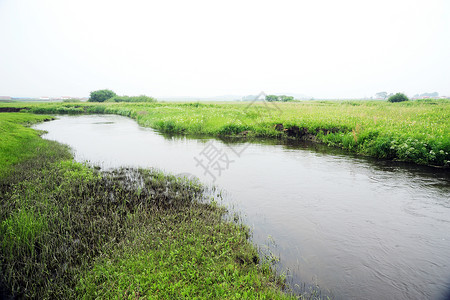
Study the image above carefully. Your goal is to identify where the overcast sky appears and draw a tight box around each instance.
[1,0,449,99]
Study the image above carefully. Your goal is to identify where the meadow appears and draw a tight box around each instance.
[0,113,295,299]
[2,99,449,167]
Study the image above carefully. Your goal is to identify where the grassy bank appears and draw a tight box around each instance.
[0,113,69,178]
[2,99,449,167]
[0,113,295,299]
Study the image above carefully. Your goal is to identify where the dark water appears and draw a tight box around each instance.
[34,115,450,300]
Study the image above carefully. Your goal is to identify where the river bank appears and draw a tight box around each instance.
[1,99,449,167]
[0,113,295,299]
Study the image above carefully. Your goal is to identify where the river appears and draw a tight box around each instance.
[34,115,450,300]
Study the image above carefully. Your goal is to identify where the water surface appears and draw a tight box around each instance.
[35,115,450,300]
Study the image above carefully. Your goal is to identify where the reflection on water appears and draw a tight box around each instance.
[34,115,450,300]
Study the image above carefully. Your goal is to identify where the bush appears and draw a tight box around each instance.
[89,89,116,102]
[266,95,294,102]
[388,93,409,103]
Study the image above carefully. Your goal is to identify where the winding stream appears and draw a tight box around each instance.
[34,115,450,300]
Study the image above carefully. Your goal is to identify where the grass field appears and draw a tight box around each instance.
[0,113,296,299]
[2,99,449,167]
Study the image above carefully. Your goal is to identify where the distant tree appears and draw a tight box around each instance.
[388,93,409,103]
[279,95,294,102]
[420,92,439,98]
[266,95,294,102]
[241,95,257,101]
[375,92,388,99]
[266,95,279,102]
[89,89,116,102]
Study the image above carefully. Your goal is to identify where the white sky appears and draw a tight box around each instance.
[0,0,449,99]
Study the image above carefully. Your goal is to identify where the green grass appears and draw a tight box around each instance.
[0,113,71,178]
[105,95,157,103]
[1,208,48,259]
[0,113,297,299]
[78,193,288,299]
[2,99,449,166]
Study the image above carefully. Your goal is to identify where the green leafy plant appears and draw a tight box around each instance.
[388,93,409,103]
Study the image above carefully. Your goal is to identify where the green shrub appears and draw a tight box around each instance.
[388,93,409,103]
[88,89,116,102]
[266,95,294,102]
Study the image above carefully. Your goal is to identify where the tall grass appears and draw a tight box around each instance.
[1,209,48,259]
[105,95,157,103]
